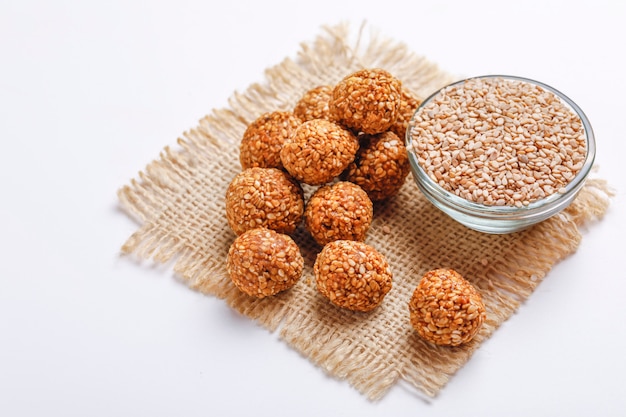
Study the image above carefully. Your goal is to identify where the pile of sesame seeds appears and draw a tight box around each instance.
[408,76,587,207]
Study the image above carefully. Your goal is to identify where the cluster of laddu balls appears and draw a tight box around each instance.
[225,68,486,346]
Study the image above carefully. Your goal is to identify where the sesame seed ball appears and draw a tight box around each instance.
[227,228,304,298]
[225,167,304,235]
[344,131,410,201]
[389,88,422,140]
[280,119,359,185]
[305,181,373,246]
[293,85,333,122]
[330,68,402,135]
[314,240,393,312]
[408,269,486,347]
[239,111,301,170]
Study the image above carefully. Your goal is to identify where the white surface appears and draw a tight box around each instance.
[1,1,625,415]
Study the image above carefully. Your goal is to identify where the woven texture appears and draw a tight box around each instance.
[118,23,611,400]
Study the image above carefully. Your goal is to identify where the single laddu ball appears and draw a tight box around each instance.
[293,85,333,122]
[344,130,410,201]
[239,111,301,170]
[314,240,393,312]
[225,167,304,235]
[408,268,486,346]
[305,181,373,246]
[330,68,402,134]
[280,119,359,185]
[227,228,303,298]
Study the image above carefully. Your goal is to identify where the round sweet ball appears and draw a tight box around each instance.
[344,131,410,201]
[225,167,304,235]
[330,68,402,135]
[305,182,373,246]
[280,119,359,185]
[314,240,393,312]
[293,85,333,122]
[239,111,301,170]
[227,228,304,298]
[408,269,486,346]
[389,88,422,140]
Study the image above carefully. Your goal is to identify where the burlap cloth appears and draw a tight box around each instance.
[118,23,611,400]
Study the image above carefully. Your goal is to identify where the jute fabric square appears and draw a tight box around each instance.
[118,23,611,400]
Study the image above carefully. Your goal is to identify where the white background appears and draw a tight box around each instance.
[1,1,625,416]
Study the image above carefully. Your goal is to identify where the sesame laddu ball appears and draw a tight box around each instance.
[227,228,304,298]
[314,240,393,312]
[305,181,373,246]
[280,119,359,185]
[225,167,304,236]
[389,88,422,140]
[408,269,486,347]
[344,131,410,201]
[293,85,333,122]
[239,111,301,170]
[330,68,402,135]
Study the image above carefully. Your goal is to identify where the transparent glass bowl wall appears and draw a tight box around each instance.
[405,75,596,234]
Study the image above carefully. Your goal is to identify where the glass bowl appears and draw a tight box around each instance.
[405,75,596,234]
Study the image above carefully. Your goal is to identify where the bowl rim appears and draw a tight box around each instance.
[405,74,596,217]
